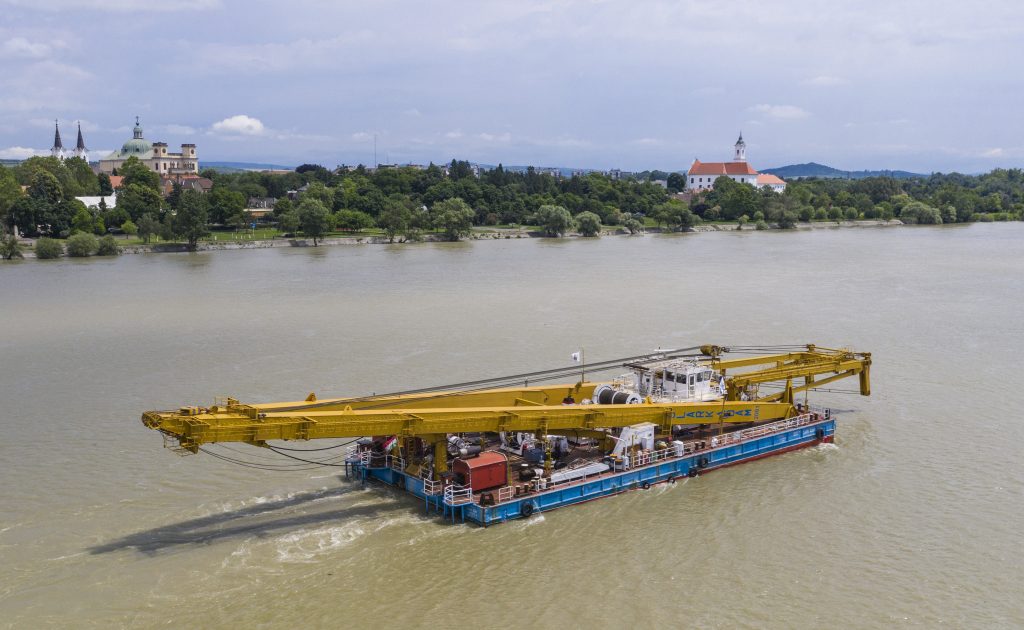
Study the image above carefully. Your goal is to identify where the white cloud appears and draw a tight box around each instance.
[403,108,422,118]
[351,131,373,141]
[477,132,512,142]
[211,115,265,136]
[444,130,464,139]
[980,148,1004,158]
[803,75,847,86]
[631,137,664,146]
[0,146,47,159]
[749,104,811,120]
[160,124,198,135]
[0,37,56,59]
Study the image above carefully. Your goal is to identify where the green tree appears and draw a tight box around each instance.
[622,216,644,234]
[208,188,247,226]
[334,209,375,232]
[71,205,94,234]
[136,213,159,244]
[118,183,162,222]
[8,197,46,237]
[653,201,697,231]
[166,181,183,211]
[28,170,63,206]
[430,197,475,241]
[299,181,334,210]
[666,173,686,193]
[776,210,798,229]
[63,157,99,195]
[66,232,98,257]
[272,196,292,218]
[173,189,210,250]
[121,219,138,239]
[97,172,114,196]
[277,211,300,235]
[1,234,23,260]
[533,204,574,237]
[575,211,602,236]
[899,201,942,224]
[118,156,161,192]
[96,235,120,256]
[34,237,62,259]
[377,198,412,242]
[0,166,24,231]
[297,198,332,245]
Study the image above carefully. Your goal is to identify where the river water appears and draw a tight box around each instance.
[1,225,1022,628]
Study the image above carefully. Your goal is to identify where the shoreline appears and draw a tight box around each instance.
[11,219,905,258]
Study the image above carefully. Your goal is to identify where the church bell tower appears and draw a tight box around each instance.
[734,132,746,161]
[51,120,65,160]
[74,122,87,159]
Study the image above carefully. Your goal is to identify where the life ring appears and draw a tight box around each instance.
[641,481,651,490]
[815,428,825,440]
[521,502,535,518]
[699,456,709,468]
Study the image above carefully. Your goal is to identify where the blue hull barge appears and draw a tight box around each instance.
[142,344,870,527]
[346,408,835,525]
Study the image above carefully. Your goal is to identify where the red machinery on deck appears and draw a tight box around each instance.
[452,451,508,492]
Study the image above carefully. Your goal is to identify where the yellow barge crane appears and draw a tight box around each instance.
[142,345,871,481]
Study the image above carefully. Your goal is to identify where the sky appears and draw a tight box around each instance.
[0,0,1022,173]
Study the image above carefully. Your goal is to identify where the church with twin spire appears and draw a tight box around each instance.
[49,117,199,177]
[50,120,87,161]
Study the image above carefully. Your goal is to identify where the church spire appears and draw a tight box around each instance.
[51,120,66,160]
[75,121,87,159]
[733,131,746,161]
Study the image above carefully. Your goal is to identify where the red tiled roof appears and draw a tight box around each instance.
[688,159,759,176]
[756,173,785,185]
[109,175,124,189]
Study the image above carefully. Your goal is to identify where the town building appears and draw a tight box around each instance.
[98,118,198,176]
[685,134,786,193]
[75,193,117,210]
[160,174,212,196]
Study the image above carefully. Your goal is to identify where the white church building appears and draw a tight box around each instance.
[685,134,786,193]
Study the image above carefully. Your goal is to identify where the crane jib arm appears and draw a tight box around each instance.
[141,345,871,453]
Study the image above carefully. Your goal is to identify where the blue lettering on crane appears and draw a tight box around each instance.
[673,409,753,420]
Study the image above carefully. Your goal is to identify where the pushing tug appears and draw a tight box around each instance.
[142,344,871,525]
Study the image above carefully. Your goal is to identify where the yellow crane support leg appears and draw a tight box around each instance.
[433,438,448,481]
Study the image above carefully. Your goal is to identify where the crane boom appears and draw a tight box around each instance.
[142,345,871,463]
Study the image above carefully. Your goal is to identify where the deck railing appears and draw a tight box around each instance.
[443,484,473,506]
[422,477,443,496]
[623,412,820,469]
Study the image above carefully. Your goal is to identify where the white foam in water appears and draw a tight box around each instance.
[274,522,368,563]
[516,513,546,528]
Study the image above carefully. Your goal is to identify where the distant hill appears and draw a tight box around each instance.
[200,161,295,172]
[762,162,924,180]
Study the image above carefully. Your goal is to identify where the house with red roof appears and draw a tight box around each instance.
[686,134,786,193]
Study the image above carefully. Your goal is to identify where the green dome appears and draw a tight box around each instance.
[121,117,152,155]
[121,137,153,155]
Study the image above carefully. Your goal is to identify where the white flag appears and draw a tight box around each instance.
[571,351,581,363]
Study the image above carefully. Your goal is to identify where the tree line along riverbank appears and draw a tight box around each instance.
[2,156,1022,261]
